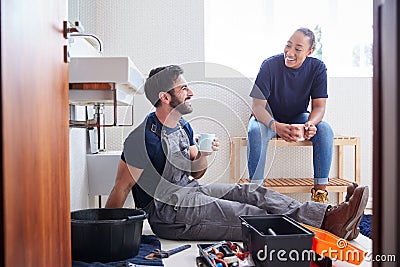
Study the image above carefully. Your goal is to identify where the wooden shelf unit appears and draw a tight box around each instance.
[230,136,360,203]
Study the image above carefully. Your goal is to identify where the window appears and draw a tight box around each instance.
[204,0,373,77]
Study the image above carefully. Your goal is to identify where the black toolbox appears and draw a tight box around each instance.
[240,214,315,267]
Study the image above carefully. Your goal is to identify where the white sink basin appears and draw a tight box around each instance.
[86,151,121,196]
[69,56,144,92]
[69,57,144,105]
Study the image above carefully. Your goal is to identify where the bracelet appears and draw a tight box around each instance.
[268,119,276,129]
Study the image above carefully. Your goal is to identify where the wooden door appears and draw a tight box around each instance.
[1,0,71,266]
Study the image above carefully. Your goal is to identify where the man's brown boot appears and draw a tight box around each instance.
[311,188,329,203]
[345,182,358,202]
[344,182,361,240]
[321,186,369,240]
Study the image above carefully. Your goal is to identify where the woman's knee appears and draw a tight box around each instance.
[315,121,334,139]
[248,117,275,141]
[248,118,266,138]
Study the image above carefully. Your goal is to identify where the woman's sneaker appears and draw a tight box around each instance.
[311,188,329,203]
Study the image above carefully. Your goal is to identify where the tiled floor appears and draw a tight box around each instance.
[142,213,373,267]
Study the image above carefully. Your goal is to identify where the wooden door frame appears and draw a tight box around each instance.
[0,5,4,261]
[373,0,400,265]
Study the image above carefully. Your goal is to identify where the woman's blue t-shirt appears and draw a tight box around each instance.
[250,53,328,122]
[121,112,195,208]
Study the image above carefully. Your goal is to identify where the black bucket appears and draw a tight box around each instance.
[71,208,147,263]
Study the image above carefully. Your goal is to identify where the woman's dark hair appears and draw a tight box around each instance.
[144,65,184,107]
[296,27,316,50]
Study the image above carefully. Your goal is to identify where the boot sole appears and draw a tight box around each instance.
[343,186,369,239]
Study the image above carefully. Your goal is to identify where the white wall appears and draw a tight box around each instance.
[69,0,373,208]
[69,127,90,210]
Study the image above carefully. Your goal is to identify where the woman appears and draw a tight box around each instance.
[247,27,334,203]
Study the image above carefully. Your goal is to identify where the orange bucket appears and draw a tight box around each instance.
[302,224,365,265]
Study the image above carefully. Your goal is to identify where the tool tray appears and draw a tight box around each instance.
[197,241,248,267]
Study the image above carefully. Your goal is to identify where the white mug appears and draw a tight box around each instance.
[197,133,215,152]
[291,124,305,142]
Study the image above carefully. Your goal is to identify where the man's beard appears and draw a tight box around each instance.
[170,96,193,115]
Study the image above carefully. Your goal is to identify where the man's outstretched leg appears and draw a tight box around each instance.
[199,182,368,241]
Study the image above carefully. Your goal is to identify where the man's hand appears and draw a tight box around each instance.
[190,137,219,179]
[198,137,219,156]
